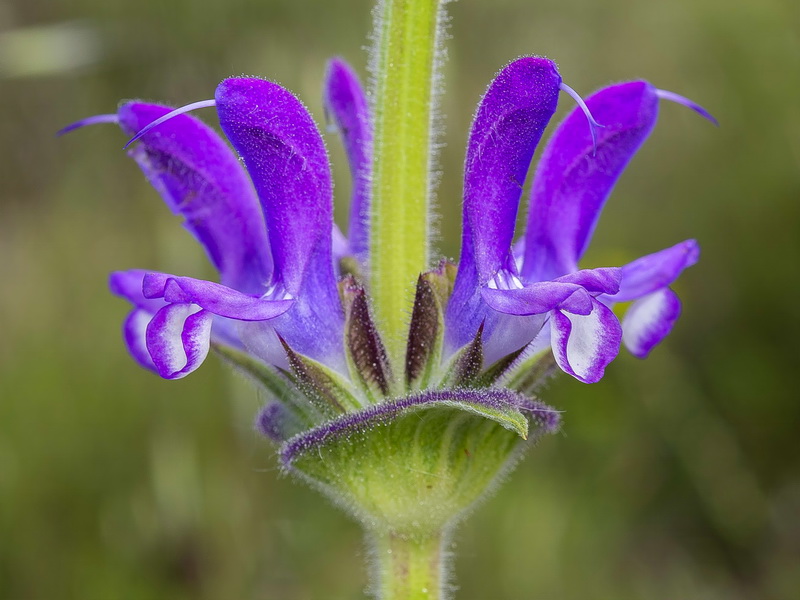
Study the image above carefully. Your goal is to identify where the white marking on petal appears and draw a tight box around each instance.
[487,269,524,291]
[181,309,213,373]
[146,303,212,379]
[550,299,622,383]
[262,281,294,301]
[565,313,603,380]
[622,288,681,358]
[124,309,156,370]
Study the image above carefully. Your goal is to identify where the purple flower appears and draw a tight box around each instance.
[446,57,709,383]
[64,59,371,384]
[61,55,710,438]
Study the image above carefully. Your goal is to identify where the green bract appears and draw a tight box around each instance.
[285,392,537,533]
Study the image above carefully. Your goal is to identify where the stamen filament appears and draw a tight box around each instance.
[559,82,604,156]
[57,114,119,137]
[656,89,719,126]
[123,99,217,149]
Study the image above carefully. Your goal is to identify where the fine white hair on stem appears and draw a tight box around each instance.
[426,0,453,269]
[366,0,452,272]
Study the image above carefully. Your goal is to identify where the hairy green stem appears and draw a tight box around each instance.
[369,529,450,600]
[369,0,444,370]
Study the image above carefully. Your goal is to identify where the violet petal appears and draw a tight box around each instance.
[109,269,164,313]
[109,270,164,372]
[481,267,621,317]
[555,267,622,295]
[145,304,214,380]
[611,240,699,302]
[447,57,561,353]
[119,103,271,294]
[142,272,293,321]
[216,79,344,365]
[215,78,335,298]
[482,281,593,316]
[550,298,622,383]
[331,224,349,267]
[522,81,659,281]
[324,58,372,260]
[462,56,561,283]
[622,287,681,358]
[123,309,158,371]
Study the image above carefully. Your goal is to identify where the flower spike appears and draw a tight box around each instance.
[559,82,604,156]
[56,113,119,136]
[61,22,713,593]
[122,99,217,148]
[655,89,718,126]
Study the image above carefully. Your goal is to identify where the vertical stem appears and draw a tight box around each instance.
[369,529,449,600]
[370,0,444,369]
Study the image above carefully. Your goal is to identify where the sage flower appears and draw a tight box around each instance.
[448,57,710,384]
[70,71,356,382]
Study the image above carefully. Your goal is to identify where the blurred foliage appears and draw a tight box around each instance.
[1,0,799,598]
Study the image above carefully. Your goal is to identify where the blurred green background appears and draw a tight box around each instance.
[1,0,798,598]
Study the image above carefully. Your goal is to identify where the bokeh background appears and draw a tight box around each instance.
[1,0,798,598]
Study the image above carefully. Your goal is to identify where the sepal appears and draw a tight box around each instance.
[405,269,452,391]
[473,344,529,388]
[280,336,363,416]
[502,349,558,395]
[341,277,394,401]
[212,342,323,427]
[438,323,484,388]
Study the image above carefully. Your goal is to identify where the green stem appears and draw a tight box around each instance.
[370,0,444,370]
[369,529,450,600]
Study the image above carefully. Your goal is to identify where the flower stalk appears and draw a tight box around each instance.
[370,0,444,368]
[370,529,448,600]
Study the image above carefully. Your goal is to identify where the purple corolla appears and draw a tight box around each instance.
[66,61,371,384]
[62,55,710,415]
[447,57,709,383]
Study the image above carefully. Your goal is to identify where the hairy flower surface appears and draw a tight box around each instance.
[447,58,708,383]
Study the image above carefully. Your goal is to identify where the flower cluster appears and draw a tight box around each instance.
[62,54,709,499]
